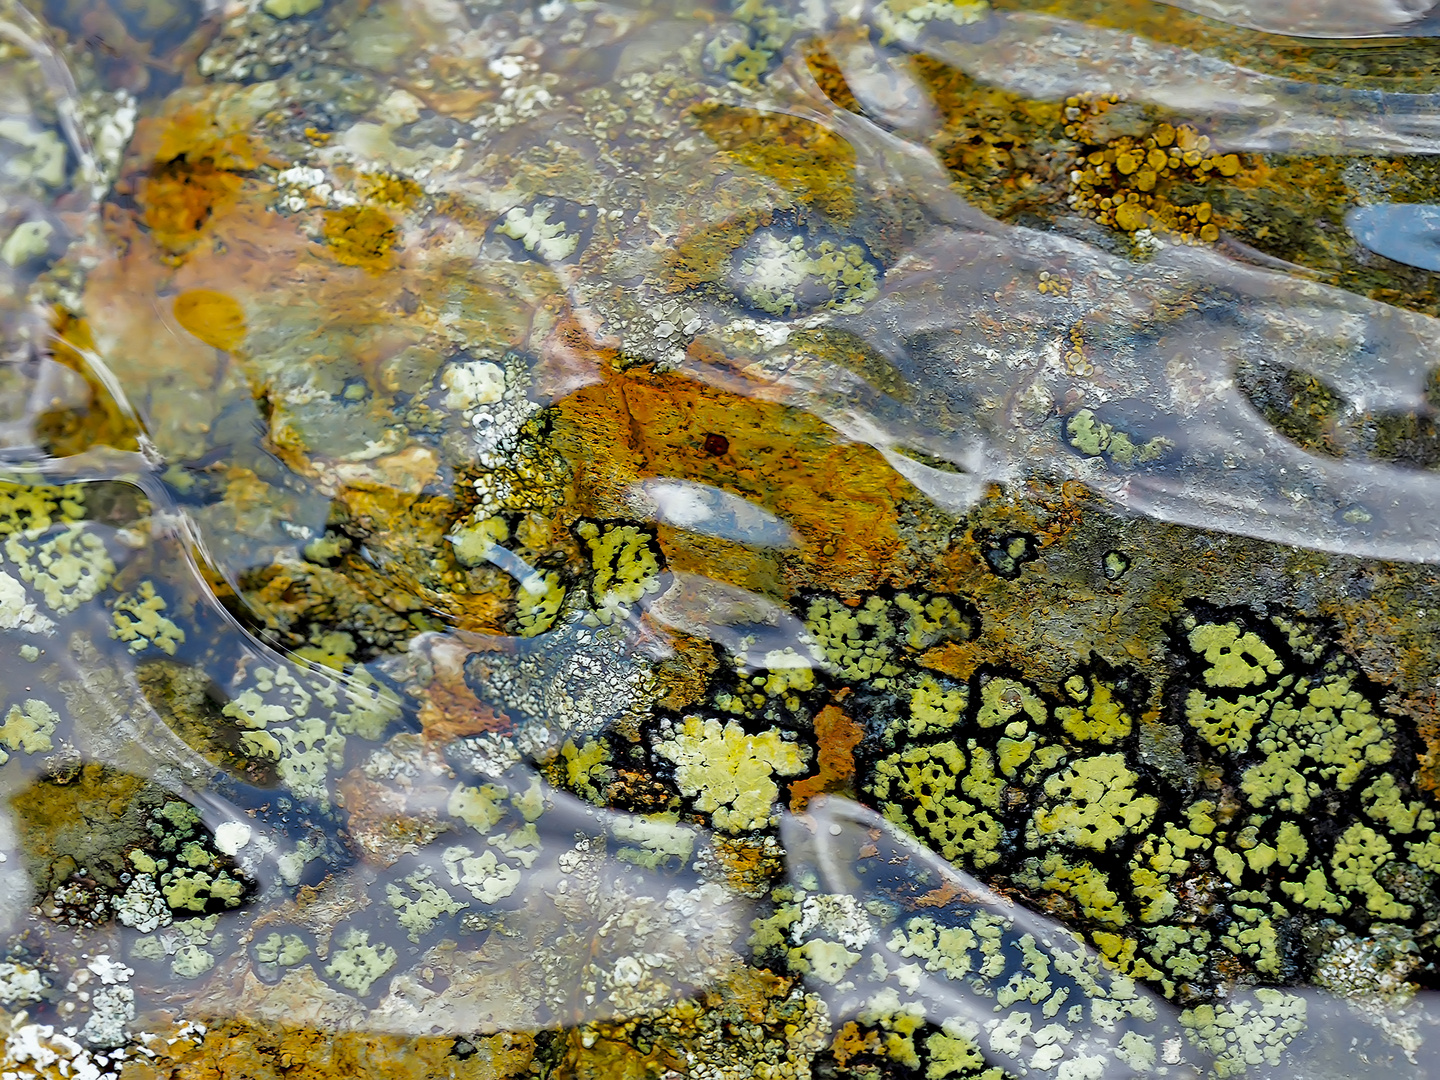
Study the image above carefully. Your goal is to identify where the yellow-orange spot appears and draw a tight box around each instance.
[322,205,398,270]
[173,289,246,351]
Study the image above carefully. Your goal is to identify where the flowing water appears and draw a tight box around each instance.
[2,0,1440,1075]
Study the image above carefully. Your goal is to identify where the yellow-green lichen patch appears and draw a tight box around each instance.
[1187,620,1284,689]
[806,595,904,685]
[1237,668,1396,813]
[1055,670,1137,746]
[5,521,115,614]
[1066,409,1172,467]
[323,927,398,997]
[110,581,186,655]
[870,737,1004,869]
[577,521,663,625]
[655,715,810,832]
[0,481,85,536]
[515,568,566,636]
[1028,753,1159,852]
[0,699,60,763]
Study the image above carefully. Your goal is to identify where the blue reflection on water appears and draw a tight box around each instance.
[1347,203,1440,271]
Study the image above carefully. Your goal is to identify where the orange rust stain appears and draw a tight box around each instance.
[548,363,919,598]
[789,703,863,811]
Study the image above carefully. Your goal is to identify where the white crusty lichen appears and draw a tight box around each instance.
[496,203,581,262]
[732,231,880,317]
[0,568,52,634]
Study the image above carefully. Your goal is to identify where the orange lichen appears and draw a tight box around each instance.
[323,205,400,270]
[123,1020,534,1080]
[831,1020,884,1067]
[691,104,858,222]
[789,703,864,810]
[1064,94,1248,243]
[909,54,1068,221]
[804,42,862,114]
[36,310,143,456]
[662,208,774,293]
[137,155,245,255]
[549,361,920,597]
[362,172,425,208]
[172,289,247,351]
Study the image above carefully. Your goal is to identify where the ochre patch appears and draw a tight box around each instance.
[173,289,246,351]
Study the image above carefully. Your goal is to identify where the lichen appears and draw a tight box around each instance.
[0,699,60,762]
[110,581,186,655]
[655,715,810,832]
[324,927,398,997]
[577,521,663,625]
[5,522,115,614]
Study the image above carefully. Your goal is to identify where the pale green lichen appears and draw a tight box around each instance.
[324,928,397,996]
[655,715,810,832]
[223,663,395,806]
[1066,409,1172,467]
[734,232,879,316]
[386,867,468,941]
[613,811,696,870]
[110,581,186,655]
[874,0,989,45]
[0,698,59,763]
[253,931,311,980]
[0,570,52,634]
[5,522,115,614]
[1180,990,1307,1077]
[441,845,522,903]
[515,568,566,636]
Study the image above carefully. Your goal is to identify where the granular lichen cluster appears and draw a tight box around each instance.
[855,602,1440,1025]
[1064,95,1246,244]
